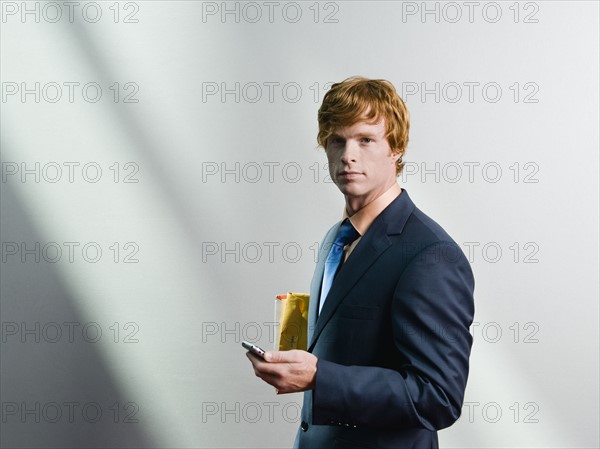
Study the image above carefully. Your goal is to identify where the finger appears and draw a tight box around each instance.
[246,352,269,372]
[251,359,286,377]
[246,353,283,379]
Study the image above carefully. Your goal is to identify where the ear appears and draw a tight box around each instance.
[390,150,402,161]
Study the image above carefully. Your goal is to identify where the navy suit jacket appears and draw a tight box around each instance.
[294,190,475,449]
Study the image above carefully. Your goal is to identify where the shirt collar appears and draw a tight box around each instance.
[343,183,402,236]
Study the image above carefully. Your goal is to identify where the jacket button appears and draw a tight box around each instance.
[301,421,309,432]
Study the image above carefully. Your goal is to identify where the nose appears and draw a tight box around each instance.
[340,141,359,164]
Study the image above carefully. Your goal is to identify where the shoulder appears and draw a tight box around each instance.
[381,191,457,246]
[383,196,470,270]
[406,206,455,244]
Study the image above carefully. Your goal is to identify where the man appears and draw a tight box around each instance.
[247,76,475,448]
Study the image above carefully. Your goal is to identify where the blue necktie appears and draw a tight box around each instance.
[318,219,360,313]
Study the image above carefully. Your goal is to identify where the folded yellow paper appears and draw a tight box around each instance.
[276,292,309,351]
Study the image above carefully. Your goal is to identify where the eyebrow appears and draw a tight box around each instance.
[329,132,378,139]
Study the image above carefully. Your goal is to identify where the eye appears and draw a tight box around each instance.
[361,137,373,143]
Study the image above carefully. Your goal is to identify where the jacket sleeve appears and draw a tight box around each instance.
[311,241,475,431]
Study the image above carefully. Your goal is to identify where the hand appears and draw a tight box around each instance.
[246,350,318,394]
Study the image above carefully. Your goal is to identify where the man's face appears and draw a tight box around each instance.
[325,119,399,213]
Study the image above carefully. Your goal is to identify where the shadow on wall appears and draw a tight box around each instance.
[0,180,156,448]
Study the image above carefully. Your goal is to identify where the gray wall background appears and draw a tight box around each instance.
[1,1,598,447]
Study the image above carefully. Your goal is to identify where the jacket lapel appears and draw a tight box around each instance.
[308,190,416,351]
[307,223,340,346]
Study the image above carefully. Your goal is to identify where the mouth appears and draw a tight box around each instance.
[338,171,363,180]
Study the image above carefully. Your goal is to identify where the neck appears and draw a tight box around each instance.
[344,182,400,216]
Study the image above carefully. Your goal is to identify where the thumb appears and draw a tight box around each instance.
[263,351,275,362]
[265,350,301,363]
[264,350,290,363]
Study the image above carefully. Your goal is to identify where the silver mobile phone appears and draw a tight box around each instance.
[242,341,266,359]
